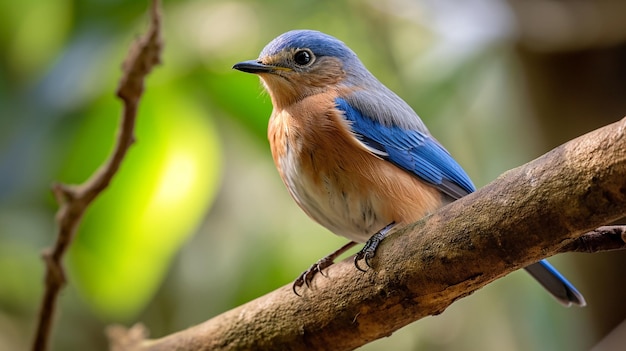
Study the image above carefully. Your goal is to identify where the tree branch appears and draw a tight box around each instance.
[31,2,163,351]
[109,116,626,351]
[560,226,626,253]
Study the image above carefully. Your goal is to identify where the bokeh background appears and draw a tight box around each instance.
[1,0,626,350]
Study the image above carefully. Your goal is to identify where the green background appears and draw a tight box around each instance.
[1,0,625,350]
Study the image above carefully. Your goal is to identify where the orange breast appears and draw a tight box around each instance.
[268,93,443,243]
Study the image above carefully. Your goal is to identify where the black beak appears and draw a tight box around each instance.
[232,60,274,74]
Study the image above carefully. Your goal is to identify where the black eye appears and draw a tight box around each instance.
[294,50,313,66]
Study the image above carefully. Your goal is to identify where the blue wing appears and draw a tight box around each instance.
[335,98,588,306]
[335,97,475,199]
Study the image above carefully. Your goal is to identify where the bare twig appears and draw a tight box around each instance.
[560,226,626,253]
[109,117,626,351]
[31,2,163,350]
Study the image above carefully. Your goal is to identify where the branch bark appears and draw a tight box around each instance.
[31,2,163,351]
[109,116,626,350]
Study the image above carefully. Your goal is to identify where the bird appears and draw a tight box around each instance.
[233,29,586,307]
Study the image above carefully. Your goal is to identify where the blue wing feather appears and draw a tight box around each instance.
[335,97,475,198]
[335,98,586,306]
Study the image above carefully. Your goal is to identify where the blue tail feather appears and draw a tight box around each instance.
[524,259,586,307]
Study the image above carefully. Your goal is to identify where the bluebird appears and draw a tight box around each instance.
[233,29,585,306]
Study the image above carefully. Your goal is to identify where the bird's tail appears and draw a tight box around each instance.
[524,260,586,307]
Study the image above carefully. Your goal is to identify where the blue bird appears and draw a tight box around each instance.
[233,29,585,306]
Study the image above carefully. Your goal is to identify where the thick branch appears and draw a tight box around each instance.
[115,117,626,350]
[31,2,163,351]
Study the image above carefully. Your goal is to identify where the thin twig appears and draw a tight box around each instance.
[560,226,626,253]
[31,2,163,350]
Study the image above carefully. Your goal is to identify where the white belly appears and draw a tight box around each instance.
[281,157,386,243]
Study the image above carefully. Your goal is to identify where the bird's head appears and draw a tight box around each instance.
[233,30,362,109]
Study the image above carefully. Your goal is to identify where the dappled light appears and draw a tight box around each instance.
[1,0,625,350]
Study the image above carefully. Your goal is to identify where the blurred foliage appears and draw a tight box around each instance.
[60,87,221,320]
[0,0,613,350]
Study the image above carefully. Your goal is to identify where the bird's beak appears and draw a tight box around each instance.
[232,60,275,74]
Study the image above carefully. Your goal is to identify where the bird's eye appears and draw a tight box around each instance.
[294,50,313,66]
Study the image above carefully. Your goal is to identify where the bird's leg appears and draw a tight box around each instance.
[293,241,357,295]
[354,222,396,271]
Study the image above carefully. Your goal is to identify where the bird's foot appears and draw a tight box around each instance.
[292,241,357,296]
[354,223,395,271]
[292,256,334,295]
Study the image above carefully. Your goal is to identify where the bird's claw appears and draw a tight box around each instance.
[353,238,380,272]
[292,257,334,296]
[353,223,394,272]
